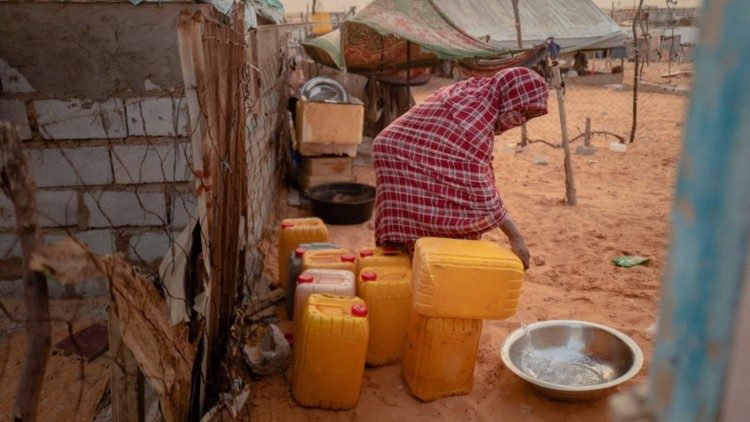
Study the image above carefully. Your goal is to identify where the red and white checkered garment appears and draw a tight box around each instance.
[372,67,549,251]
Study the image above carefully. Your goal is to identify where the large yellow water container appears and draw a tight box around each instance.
[356,246,411,275]
[293,269,356,321]
[301,248,357,274]
[292,294,369,409]
[357,266,412,366]
[411,237,524,319]
[401,308,483,401]
[278,218,328,290]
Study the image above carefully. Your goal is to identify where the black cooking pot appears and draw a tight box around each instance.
[306,182,376,225]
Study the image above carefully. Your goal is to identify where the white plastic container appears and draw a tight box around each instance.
[293,269,356,320]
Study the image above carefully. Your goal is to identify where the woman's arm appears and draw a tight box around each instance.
[498,217,530,270]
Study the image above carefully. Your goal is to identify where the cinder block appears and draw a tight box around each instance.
[128,231,173,263]
[112,142,192,184]
[84,191,166,228]
[35,99,127,140]
[26,146,113,188]
[0,58,34,93]
[125,97,190,137]
[45,229,116,256]
[36,190,78,227]
[0,233,20,258]
[0,100,32,140]
[171,190,198,229]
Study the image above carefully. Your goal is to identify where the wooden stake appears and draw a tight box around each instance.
[512,0,528,147]
[1,123,50,421]
[630,0,645,143]
[109,306,145,422]
[585,117,592,147]
[549,61,577,205]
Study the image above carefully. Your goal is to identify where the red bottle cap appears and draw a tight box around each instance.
[281,221,295,229]
[297,274,314,284]
[295,247,306,257]
[361,271,377,282]
[359,248,374,258]
[351,304,368,317]
[341,254,356,263]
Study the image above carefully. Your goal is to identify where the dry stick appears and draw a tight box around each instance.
[630,0,645,143]
[549,60,577,205]
[511,0,528,147]
[0,123,50,421]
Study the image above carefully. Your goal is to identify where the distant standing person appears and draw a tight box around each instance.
[372,67,549,269]
[574,51,589,75]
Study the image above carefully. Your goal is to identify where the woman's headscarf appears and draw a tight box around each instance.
[372,67,549,250]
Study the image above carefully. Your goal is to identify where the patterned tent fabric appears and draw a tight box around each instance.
[303,0,509,72]
[302,0,627,72]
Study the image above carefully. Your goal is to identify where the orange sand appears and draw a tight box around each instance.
[0,76,687,421]
[251,78,687,420]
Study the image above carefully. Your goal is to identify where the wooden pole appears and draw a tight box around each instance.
[549,60,577,205]
[109,306,145,422]
[630,0,645,143]
[584,117,592,147]
[511,0,528,147]
[1,123,51,421]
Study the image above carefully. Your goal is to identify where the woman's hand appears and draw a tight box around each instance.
[498,217,530,271]
[509,235,530,271]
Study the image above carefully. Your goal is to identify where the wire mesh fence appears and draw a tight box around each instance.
[497,59,692,149]
[0,8,294,419]
[0,12,694,418]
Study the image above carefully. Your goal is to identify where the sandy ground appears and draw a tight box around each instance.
[0,298,109,421]
[0,75,687,421]
[250,78,688,420]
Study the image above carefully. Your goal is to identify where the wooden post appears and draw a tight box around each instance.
[630,0,645,143]
[1,123,50,421]
[109,306,145,422]
[650,1,750,419]
[511,0,528,147]
[584,117,592,147]
[549,60,577,205]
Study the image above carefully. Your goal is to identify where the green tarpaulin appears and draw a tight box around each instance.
[302,0,627,72]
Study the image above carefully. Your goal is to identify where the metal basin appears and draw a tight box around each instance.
[500,320,643,401]
[300,77,348,103]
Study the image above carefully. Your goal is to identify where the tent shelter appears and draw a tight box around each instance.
[303,0,627,73]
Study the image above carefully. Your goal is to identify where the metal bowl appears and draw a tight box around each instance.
[500,320,643,401]
[300,77,348,103]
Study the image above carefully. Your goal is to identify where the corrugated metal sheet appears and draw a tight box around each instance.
[432,0,627,50]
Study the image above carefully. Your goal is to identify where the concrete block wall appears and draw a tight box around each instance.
[0,59,198,285]
[1,6,291,300]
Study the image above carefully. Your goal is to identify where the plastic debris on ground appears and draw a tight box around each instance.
[609,141,627,153]
[243,323,292,376]
[611,256,650,268]
[532,156,550,165]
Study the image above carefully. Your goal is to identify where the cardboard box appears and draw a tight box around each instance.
[299,173,357,191]
[302,156,354,178]
[295,98,364,145]
[298,143,359,157]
